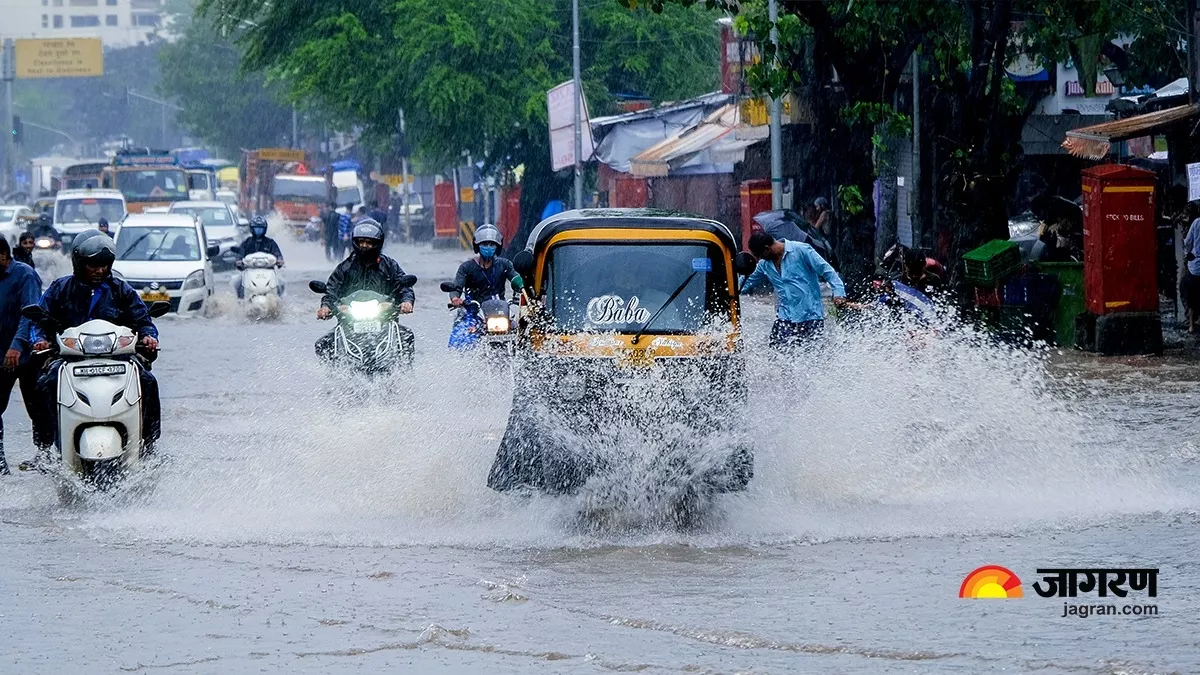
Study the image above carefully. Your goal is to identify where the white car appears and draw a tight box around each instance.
[112,214,219,317]
[0,204,34,246]
[52,189,127,248]
[143,206,170,214]
[168,200,242,268]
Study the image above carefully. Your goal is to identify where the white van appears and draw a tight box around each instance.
[332,170,366,213]
[112,213,219,317]
[53,188,127,248]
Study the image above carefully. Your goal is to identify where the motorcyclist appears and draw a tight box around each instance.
[234,216,285,299]
[315,220,415,359]
[14,232,36,269]
[97,217,113,238]
[26,230,162,465]
[30,214,60,245]
[449,224,524,309]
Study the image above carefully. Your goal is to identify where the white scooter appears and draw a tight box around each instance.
[238,251,283,320]
[22,301,171,491]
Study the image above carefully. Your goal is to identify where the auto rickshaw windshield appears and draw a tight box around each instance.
[544,242,729,333]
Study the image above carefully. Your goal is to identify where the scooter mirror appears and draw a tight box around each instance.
[512,249,535,279]
[229,245,242,256]
[206,244,221,259]
[148,301,172,318]
[734,252,757,276]
[399,274,418,287]
[20,304,48,322]
[439,281,462,293]
[308,280,327,294]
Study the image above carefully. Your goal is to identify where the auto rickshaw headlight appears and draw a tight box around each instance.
[486,316,510,333]
[558,371,586,401]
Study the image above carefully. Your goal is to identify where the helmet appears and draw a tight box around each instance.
[38,213,52,228]
[351,219,384,259]
[71,229,117,274]
[813,197,830,211]
[473,224,502,253]
[97,217,109,228]
[250,215,268,238]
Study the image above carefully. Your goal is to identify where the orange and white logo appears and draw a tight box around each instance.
[960,565,1023,598]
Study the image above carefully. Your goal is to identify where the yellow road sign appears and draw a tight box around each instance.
[460,187,475,203]
[15,38,103,79]
[459,221,476,250]
[380,174,415,187]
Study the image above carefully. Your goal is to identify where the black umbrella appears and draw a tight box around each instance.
[752,210,839,269]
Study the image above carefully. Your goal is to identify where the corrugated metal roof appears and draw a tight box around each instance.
[628,105,748,177]
[1062,103,1200,159]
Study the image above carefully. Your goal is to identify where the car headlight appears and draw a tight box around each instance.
[486,316,510,333]
[81,333,116,355]
[349,300,381,320]
[183,270,206,290]
[558,371,586,402]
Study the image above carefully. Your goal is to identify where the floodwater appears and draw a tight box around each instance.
[1,235,1197,674]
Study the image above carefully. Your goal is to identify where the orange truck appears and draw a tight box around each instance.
[240,148,328,235]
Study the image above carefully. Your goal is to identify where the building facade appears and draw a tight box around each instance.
[0,0,168,48]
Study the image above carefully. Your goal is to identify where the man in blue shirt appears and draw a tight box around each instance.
[0,239,45,474]
[743,230,848,350]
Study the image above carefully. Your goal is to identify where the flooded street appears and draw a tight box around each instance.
[2,238,1198,674]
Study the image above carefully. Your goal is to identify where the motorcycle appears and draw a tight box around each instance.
[441,282,517,357]
[236,251,283,320]
[309,276,418,373]
[21,301,172,492]
[305,217,322,242]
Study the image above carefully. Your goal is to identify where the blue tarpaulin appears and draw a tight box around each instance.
[331,159,361,173]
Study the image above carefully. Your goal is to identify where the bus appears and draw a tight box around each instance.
[100,149,190,214]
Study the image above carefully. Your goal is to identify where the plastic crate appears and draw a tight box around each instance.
[1001,272,1059,308]
[964,240,1021,286]
[975,285,1001,308]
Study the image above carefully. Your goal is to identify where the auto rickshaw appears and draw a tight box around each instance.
[495,209,753,523]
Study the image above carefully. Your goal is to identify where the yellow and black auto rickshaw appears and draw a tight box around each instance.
[493,209,754,520]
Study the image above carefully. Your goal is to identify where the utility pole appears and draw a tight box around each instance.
[572,0,584,210]
[911,50,922,249]
[2,39,14,195]
[768,0,783,210]
[291,106,299,149]
[398,108,412,243]
[1190,0,1199,105]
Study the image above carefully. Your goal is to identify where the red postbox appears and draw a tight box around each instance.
[1080,164,1157,315]
[739,179,772,251]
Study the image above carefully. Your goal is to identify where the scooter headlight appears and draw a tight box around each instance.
[486,316,510,333]
[80,333,116,355]
[348,300,381,320]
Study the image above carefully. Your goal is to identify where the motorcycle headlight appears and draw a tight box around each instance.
[349,300,381,320]
[81,333,116,355]
[183,270,206,290]
[558,371,586,402]
[486,316,510,333]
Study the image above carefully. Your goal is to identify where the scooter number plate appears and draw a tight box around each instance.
[353,320,382,333]
[73,364,127,377]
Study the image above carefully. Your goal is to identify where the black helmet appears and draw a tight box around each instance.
[351,219,384,259]
[473,223,502,252]
[38,213,52,228]
[71,229,117,274]
[250,215,268,238]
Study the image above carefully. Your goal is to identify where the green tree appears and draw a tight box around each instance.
[157,17,294,156]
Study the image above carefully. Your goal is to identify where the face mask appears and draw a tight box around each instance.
[479,244,498,259]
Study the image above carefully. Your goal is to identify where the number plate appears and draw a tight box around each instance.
[73,364,127,377]
[353,320,382,333]
[141,291,170,302]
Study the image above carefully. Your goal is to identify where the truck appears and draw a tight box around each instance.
[240,148,325,237]
[100,149,190,214]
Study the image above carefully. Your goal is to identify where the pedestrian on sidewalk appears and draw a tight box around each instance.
[742,231,852,351]
[1182,204,1200,333]
[0,239,45,475]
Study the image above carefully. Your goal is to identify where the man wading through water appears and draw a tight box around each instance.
[743,230,852,350]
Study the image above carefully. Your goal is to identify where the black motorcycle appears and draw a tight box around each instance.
[309,276,417,373]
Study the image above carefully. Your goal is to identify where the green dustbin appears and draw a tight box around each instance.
[1034,262,1085,347]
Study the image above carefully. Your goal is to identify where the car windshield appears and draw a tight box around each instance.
[274,178,326,202]
[116,226,201,261]
[115,169,189,202]
[336,186,361,205]
[188,173,212,191]
[172,206,238,239]
[0,207,17,220]
[55,198,125,224]
[215,191,237,205]
[544,243,727,333]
